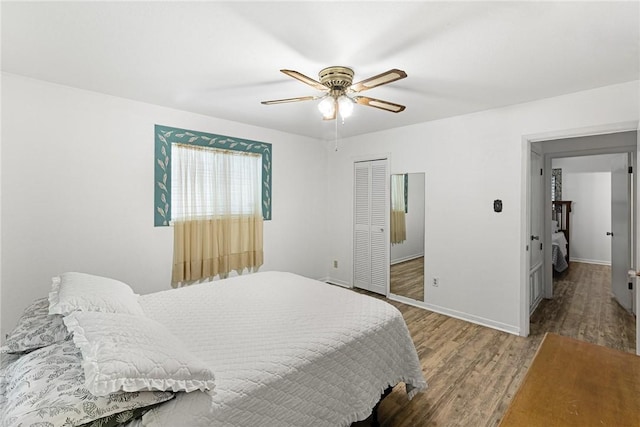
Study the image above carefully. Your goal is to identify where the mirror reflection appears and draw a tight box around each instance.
[390,173,425,301]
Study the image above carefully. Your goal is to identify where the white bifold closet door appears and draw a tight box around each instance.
[353,159,388,295]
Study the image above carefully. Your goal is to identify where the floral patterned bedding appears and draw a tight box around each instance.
[1,339,174,427]
[0,305,174,427]
[0,298,70,354]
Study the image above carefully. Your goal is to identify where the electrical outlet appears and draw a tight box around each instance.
[432,277,439,287]
[333,260,338,268]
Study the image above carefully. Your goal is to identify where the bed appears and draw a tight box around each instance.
[551,200,572,273]
[551,231,568,273]
[1,271,426,427]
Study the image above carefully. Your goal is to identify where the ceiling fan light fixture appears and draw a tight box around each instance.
[318,96,335,119]
[337,95,354,118]
[262,66,407,120]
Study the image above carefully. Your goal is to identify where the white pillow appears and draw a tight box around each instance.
[63,311,216,396]
[552,220,560,233]
[49,272,144,316]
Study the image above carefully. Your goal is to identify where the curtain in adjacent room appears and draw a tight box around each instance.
[390,174,407,244]
[171,144,263,286]
[551,168,562,201]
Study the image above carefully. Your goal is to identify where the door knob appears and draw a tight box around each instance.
[531,235,539,241]
[606,231,614,236]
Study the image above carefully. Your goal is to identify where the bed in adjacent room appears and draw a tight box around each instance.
[551,229,568,273]
[551,200,572,274]
[1,271,426,427]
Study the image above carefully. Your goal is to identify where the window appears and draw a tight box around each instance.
[154,125,271,285]
[551,168,562,201]
[154,125,272,226]
[171,144,261,220]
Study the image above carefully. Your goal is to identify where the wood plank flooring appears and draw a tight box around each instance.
[530,262,635,350]
[354,262,636,427]
[390,257,424,301]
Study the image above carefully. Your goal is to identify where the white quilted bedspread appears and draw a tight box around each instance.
[138,271,426,427]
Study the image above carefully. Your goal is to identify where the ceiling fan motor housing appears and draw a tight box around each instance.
[319,66,354,91]
[262,66,406,116]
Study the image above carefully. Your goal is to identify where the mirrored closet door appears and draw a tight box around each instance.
[389,173,425,302]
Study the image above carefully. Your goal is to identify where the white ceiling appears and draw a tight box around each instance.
[2,1,638,140]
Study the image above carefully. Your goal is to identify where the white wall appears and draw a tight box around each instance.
[2,74,638,341]
[391,173,425,264]
[552,154,624,265]
[326,80,639,334]
[1,73,329,339]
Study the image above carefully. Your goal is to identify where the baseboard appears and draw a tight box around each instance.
[324,277,520,335]
[387,294,520,335]
[321,277,351,288]
[390,253,424,266]
[570,258,611,266]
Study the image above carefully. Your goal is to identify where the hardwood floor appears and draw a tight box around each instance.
[530,262,635,350]
[390,257,424,301]
[354,262,636,427]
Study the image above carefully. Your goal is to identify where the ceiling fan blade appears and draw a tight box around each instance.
[349,69,407,93]
[281,69,328,92]
[353,96,406,113]
[261,95,321,105]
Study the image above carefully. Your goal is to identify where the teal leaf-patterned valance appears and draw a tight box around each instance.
[154,125,272,226]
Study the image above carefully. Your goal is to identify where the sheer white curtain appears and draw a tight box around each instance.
[171,144,264,286]
[390,174,407,244]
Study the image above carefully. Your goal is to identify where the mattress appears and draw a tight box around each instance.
[137,271,426,427]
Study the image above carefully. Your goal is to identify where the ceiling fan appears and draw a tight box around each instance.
[261,66,407,120]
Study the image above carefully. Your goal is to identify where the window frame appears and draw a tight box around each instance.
[154,125,272,226]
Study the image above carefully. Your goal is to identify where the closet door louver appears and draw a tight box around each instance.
[354,163,371,288]
[353,159,388,295]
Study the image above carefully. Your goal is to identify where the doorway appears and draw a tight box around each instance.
[549,153,631,306]
[524,130,638,354]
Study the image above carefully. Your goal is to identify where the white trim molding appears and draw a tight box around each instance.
[388,294,520,336]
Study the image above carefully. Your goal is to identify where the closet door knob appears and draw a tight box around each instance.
[606,231,613,236]
[531,235,539,241]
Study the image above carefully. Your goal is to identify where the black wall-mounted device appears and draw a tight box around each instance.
[494,199,503,213]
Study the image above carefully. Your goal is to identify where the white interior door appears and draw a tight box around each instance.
[530,152,543,268]
[636,133,639,355]
[529,151,544,313]
[611,153,632,310]
[353,159,388,295]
